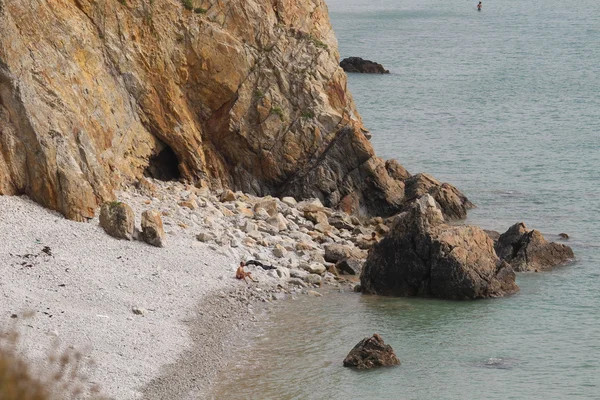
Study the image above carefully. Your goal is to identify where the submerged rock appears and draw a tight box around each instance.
[99,202,135,240]
[495,223,574,271]
[360,195,518,299]
[343,334,400,369]
[340,57,390,74]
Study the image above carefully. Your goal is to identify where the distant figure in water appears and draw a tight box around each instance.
[477,2,482,11]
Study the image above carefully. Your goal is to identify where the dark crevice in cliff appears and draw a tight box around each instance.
[144,143,181,182]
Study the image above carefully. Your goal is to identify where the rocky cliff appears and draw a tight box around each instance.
[0,0,463,221]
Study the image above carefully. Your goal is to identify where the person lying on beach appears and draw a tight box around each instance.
[244,260,277,270]
[236,262,257,283]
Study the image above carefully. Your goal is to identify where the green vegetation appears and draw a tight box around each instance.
[194,7,207,14]
[310,37,328,50]
[254,89,265,100]
[118,0,126,5]
[181,0,193,11]
[301,110,315,120]
[270,106,285,121]
[108,201,122,209]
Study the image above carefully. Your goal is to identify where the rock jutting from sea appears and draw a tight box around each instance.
[493,222,574,272]
[360,195,519,300]
[343,334,400,369]
[340,57,390,74]
[360,195,575,300]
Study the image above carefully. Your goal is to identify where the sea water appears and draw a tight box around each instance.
[212,0,600,398]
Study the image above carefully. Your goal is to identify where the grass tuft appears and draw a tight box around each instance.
[301,110,315,120]
[270,106,285,121]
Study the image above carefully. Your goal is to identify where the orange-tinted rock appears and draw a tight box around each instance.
[0,0,463,222]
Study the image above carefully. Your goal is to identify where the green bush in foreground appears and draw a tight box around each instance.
[0,327,104,399]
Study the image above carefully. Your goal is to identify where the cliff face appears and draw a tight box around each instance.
[0,0,407,220]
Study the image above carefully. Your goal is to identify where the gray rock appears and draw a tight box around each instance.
[273,244,287,258]
[99,202,135,240]
[495,222,575,272]
[253,199,279,217]
[360,195,518,299]
[324,243,366,263]
[281,196,297,207]
[290,269,309,279]
[403,173,474,220]
[302,263,326,275]
[272,292,287,301]
[196,232,216,242]
[247,230,263,241]
[288,278,307,288]
[132,307,147,316]
[328,213,354,231]
[254,207,271,221]
[267,213,288,231]
[343,334,400,369]
[304,274,322,285]
[276,267,291,279]
[336,258,363,275]
[141,210,165,247]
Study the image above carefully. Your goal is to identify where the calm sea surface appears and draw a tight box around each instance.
[213,0,600,398]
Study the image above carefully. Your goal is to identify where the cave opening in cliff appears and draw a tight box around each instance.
[144,145,181,181]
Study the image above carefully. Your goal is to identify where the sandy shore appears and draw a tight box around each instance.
[0,195,281,399]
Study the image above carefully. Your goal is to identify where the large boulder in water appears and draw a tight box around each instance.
[360,195,518,300]
[343,334,400,369]
[340,57,390,74]
[403,173,474,220]
[495,223,574,272]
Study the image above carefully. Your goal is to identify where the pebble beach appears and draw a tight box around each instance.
[0,178,373,399]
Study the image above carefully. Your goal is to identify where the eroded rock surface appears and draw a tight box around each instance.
[403,173,474,220]
[0,0,418,221]
[495,223,574,271]
[360,195,518,299]
[343,334,400,369]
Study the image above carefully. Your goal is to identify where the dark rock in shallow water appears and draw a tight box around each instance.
[403,173,474,220]
[495,223,575,272]
[360,195,519,300]
[343,334,400,369]
[340,57,390,74]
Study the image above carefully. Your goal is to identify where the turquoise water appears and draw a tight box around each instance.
[213,0,600,398]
